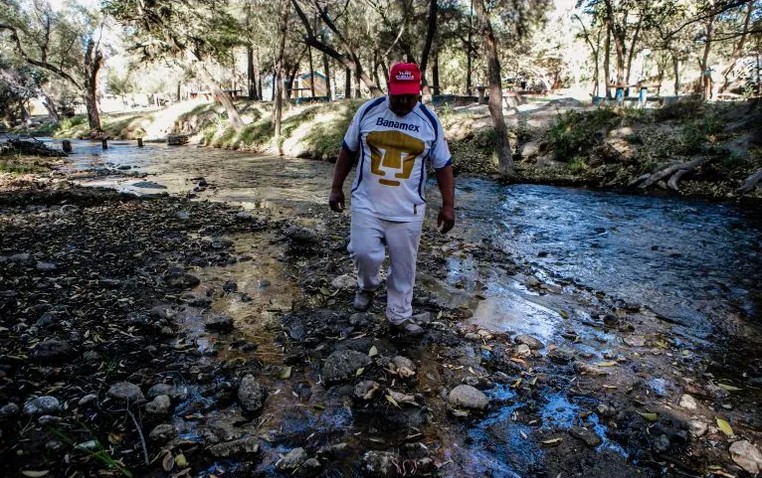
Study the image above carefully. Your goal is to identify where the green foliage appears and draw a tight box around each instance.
[681,114,723,153]
[655,97,705,121]
[545,108,620,161]
[449,127,500,174]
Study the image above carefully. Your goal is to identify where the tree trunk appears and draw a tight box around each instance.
[604,24,612,98]
[466,0,473,95]
[322,50,332,100]
[625,14,643,84]
[247,47,257,100]
[273,0,290,144]
[432,46,440,96]
[345,67,351,98]
[672,54,681,96]
[420,0,438,99]
[699,6,716,101]
[473,0,512,177]
[83,39,103,131]
[604,0,626,86]
[308,46,316,97]
[41,92,59,122]
[718,0,753,94]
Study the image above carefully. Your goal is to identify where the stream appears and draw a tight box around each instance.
[45,138,762,476]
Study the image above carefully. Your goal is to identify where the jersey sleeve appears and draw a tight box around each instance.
[429,115,452,169]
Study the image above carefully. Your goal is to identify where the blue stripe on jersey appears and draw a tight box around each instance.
[418,103,438,142]
[352,97,386,192]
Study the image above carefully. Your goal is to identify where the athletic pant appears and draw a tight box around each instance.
[348,210,424,325]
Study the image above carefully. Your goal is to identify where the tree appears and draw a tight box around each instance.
[104,0,247,130]
[0,0,106,130]
[473,0,513,176]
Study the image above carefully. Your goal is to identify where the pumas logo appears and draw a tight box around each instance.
[395,70,415,81]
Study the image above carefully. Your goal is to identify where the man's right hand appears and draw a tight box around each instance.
[329,189,345,212]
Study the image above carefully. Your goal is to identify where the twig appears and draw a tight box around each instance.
[125,407,149,465]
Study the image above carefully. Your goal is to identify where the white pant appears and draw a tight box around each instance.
[348,210,424,325]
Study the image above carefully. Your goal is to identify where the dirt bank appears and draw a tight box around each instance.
[1,169,761,477]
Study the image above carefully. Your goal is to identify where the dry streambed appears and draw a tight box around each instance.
[0,179,761,478]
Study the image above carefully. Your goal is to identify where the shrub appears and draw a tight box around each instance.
[545,108,620,161]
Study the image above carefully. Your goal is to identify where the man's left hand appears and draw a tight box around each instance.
[437,205,455,234]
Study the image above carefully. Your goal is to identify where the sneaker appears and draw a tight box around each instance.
[390,320,425,336]
[353,290,374,311]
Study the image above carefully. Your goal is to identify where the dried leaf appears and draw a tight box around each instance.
[716,418,734,437]
[511,378,523,389]
[162,453,175,472]
[175,453,188,468]
[21,471,50,478]
[638,412,659,422]
[559,310,569,319]
[385,394,400,408]
[542,438,562,446]
[596,361,618,367]
[368,346,378,357]
[718,383,741,392]
[355,367,364,377]
[279,366,292,379]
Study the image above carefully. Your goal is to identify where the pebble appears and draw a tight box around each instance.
[278,447,308,471]
[147,383,174,399]
[0,403,19,417]
[679,394,698,410]
[32,339,74,362]
[36,262,58,272]
[23,396,61,416]
[448,384,489,411]
[205,314,235,333]
[146,395,171,415]
[148,424,176,443]
[238,374,266,413]
[515,344,532,358]
[331,274,356,290]
[729,440,762,475]
[653,434,670,452]
[77,394,98,407]
[362,450,400,478]
[515,334,544,350]
[688,420,708,437]
[208,436,260,458]
[569,426,602,447]
[322,350,372,384]
[107,382,145,403]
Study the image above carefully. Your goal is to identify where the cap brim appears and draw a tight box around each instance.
[389,83,421,96]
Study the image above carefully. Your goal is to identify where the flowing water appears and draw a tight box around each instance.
[45,138,762,475]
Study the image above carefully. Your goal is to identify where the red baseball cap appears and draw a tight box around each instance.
[388,63,421,96]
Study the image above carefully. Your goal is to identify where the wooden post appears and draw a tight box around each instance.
[101,138,108,149]
[62,140,72,153]
[137,138,144,148]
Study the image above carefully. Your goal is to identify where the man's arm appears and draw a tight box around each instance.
[329,147,354,212]
[435,164,455,233]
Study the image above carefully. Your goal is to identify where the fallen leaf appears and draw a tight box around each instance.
[162,453,175,472]
[355,367,364,377]
[638,412,659,422]
[368,346,378,357]
[175,453,188,468]
[21,471,50,477]
[542,438,562,446]
[716,418,734,437]
[596,361,618,367]
[279,366,292,379]
[718,383,742,392]
[559,310,569,319]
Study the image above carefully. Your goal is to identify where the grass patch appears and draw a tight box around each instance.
[545,107,621,161]
[450,127,500,174]
[681,113,724,154]
[0,154,58,174]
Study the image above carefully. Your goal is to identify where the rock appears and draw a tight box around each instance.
[391,356,416,377]
[205,314,235,333]
[149,424,176,443]
[23,396,61,416]
[238,374,266,413]
[729,440,762,475]
[331,274,356,290]
[77,394,98,407]
[515,344,532,358]
[515,334,544,350]
[569,427,602,447]
[107,382,145,403]
[354,381,382,401]
[322,350,372,384]
[163,267,200,289]
[362,450,400,478]
[278,447,308,471]
[8,253,31,262]
[146,395,171,415]
[520,140,540,160]
[349,312,375,326]
[317,443,349,459]
[283,225,319,244]
[36,262,58,272]
[147,383,174,399]
[411,311,432,325]
[448,384,489,411]
[623,335,646,347]
[653,434,670,453]
[0,403,20,417]
[575,363,609,376]
[549,349,575,364]
[679,394,698,411]
[688,420,708,437]
[208,436,260,458]
[298,458,322,477]
[32,340,75,362]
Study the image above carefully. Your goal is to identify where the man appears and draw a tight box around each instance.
[329,62,455,335]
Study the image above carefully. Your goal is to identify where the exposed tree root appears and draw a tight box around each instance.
[738,168,762,194]
[630,156,710,191]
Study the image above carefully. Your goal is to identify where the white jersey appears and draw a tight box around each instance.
[342,97,451,222]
